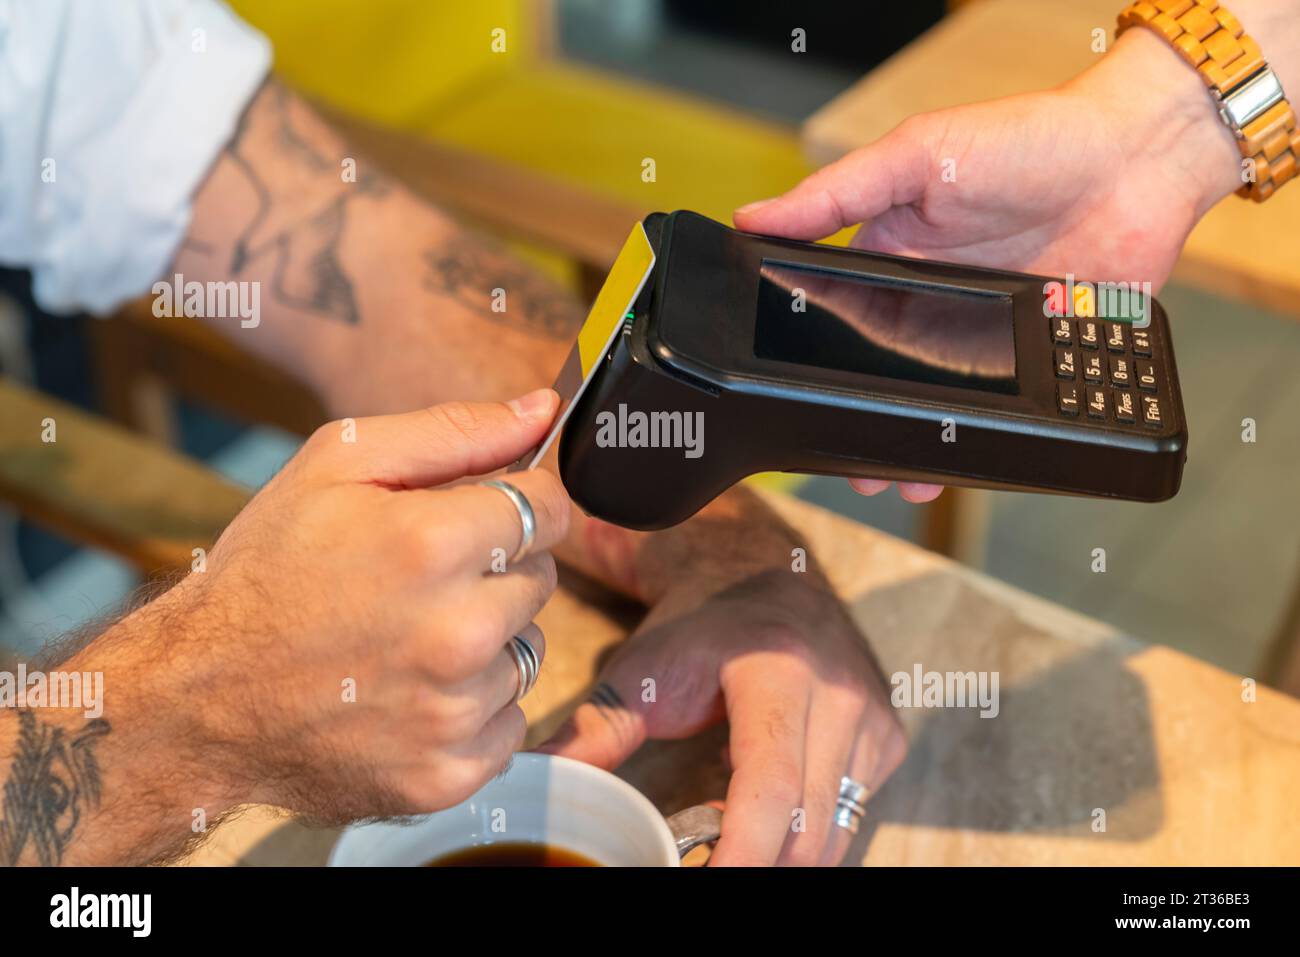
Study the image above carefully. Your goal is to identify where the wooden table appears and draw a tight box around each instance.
[183,489,1300,866]
[802,0,1300,319]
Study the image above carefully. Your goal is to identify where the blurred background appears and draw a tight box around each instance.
[2,0,1298,692]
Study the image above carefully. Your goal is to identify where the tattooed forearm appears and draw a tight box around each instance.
[250,195,360,323]
[0,711,111,866]
[422,230,584,340]
[223,82,388,326]
[176,76,591,414]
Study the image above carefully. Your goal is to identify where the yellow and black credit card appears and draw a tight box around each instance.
[511,221,657,471]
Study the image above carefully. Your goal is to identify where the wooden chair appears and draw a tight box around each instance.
[0,376,249,575]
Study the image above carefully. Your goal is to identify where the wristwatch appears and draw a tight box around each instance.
[1118,0,1299,201]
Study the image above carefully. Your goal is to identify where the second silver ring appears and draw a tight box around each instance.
[507,631,542,702]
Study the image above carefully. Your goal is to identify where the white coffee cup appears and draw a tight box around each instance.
[328,752,721,867]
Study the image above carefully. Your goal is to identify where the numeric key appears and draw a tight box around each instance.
[1086,387,1107,419]
[1136,361,1157,392]
[1057,384,1080,416]
[1115,390,1136,423]
[1079,320,1101,350]
[1109,356,1132,387]
[1055,347,1077,379]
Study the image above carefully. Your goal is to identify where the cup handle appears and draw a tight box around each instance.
[665,805,723,859]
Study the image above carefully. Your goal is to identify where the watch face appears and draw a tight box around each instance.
[754,261,1018,394]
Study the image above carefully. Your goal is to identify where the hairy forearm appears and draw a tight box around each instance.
[0,587,242,865]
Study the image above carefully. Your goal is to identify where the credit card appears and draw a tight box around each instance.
[511,221,657,471]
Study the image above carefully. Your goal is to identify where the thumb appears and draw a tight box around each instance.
[326,388,559,488]
[536,676,648,771]
[733,122,930,241]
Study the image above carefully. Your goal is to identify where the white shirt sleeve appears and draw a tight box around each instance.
[0,0,270,315]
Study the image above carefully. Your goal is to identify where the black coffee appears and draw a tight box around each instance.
[425,842,601,867]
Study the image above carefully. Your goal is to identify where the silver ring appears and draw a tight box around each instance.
[833,776,871,834]
[839,775,871,807]
[833,804,862,835]
[479,480,537,564]
[507,632,541,702]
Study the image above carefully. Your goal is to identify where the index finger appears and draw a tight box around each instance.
[733,121,930,241]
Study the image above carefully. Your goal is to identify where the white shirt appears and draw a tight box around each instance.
[0,0,269,315]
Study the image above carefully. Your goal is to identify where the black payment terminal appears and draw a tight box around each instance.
[556,210,1187,530]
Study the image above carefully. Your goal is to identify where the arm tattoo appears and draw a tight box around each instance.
[224,83,388,325]
[0,711,111,865]
[422,231,584,340]
[241,195,360,323]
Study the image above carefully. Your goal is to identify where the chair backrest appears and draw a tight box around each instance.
[227,0,547,129]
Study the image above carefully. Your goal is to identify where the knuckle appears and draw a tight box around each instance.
[503,705,528,749]
[419,692,484,745]
[294,424,338,473]
[422,642,478,686]
[411,647,456,687]
[305,421,336,452]
[804,777,840,817]
[399,522,445,574]
[827,682,871,725]
[519,555,558,609]
[436,759,493,809]
[396,768,455,813]
[430,400,485,445]
[410,619,491,684]
[392,771,436,813]
[481,709,527,771]
[421,611,506,683]
[878,717,909,777]
[895,113,924,139]
[397,518,467,580]
[896,111,939,152]
[461,607,509,659]
[534,552,559,593]
[852,710,909,786]
[755,623,814,664]
[522,471,571,541]
[764,766,803,809]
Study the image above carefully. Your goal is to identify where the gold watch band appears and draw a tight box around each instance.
[1118,0,1299,202]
